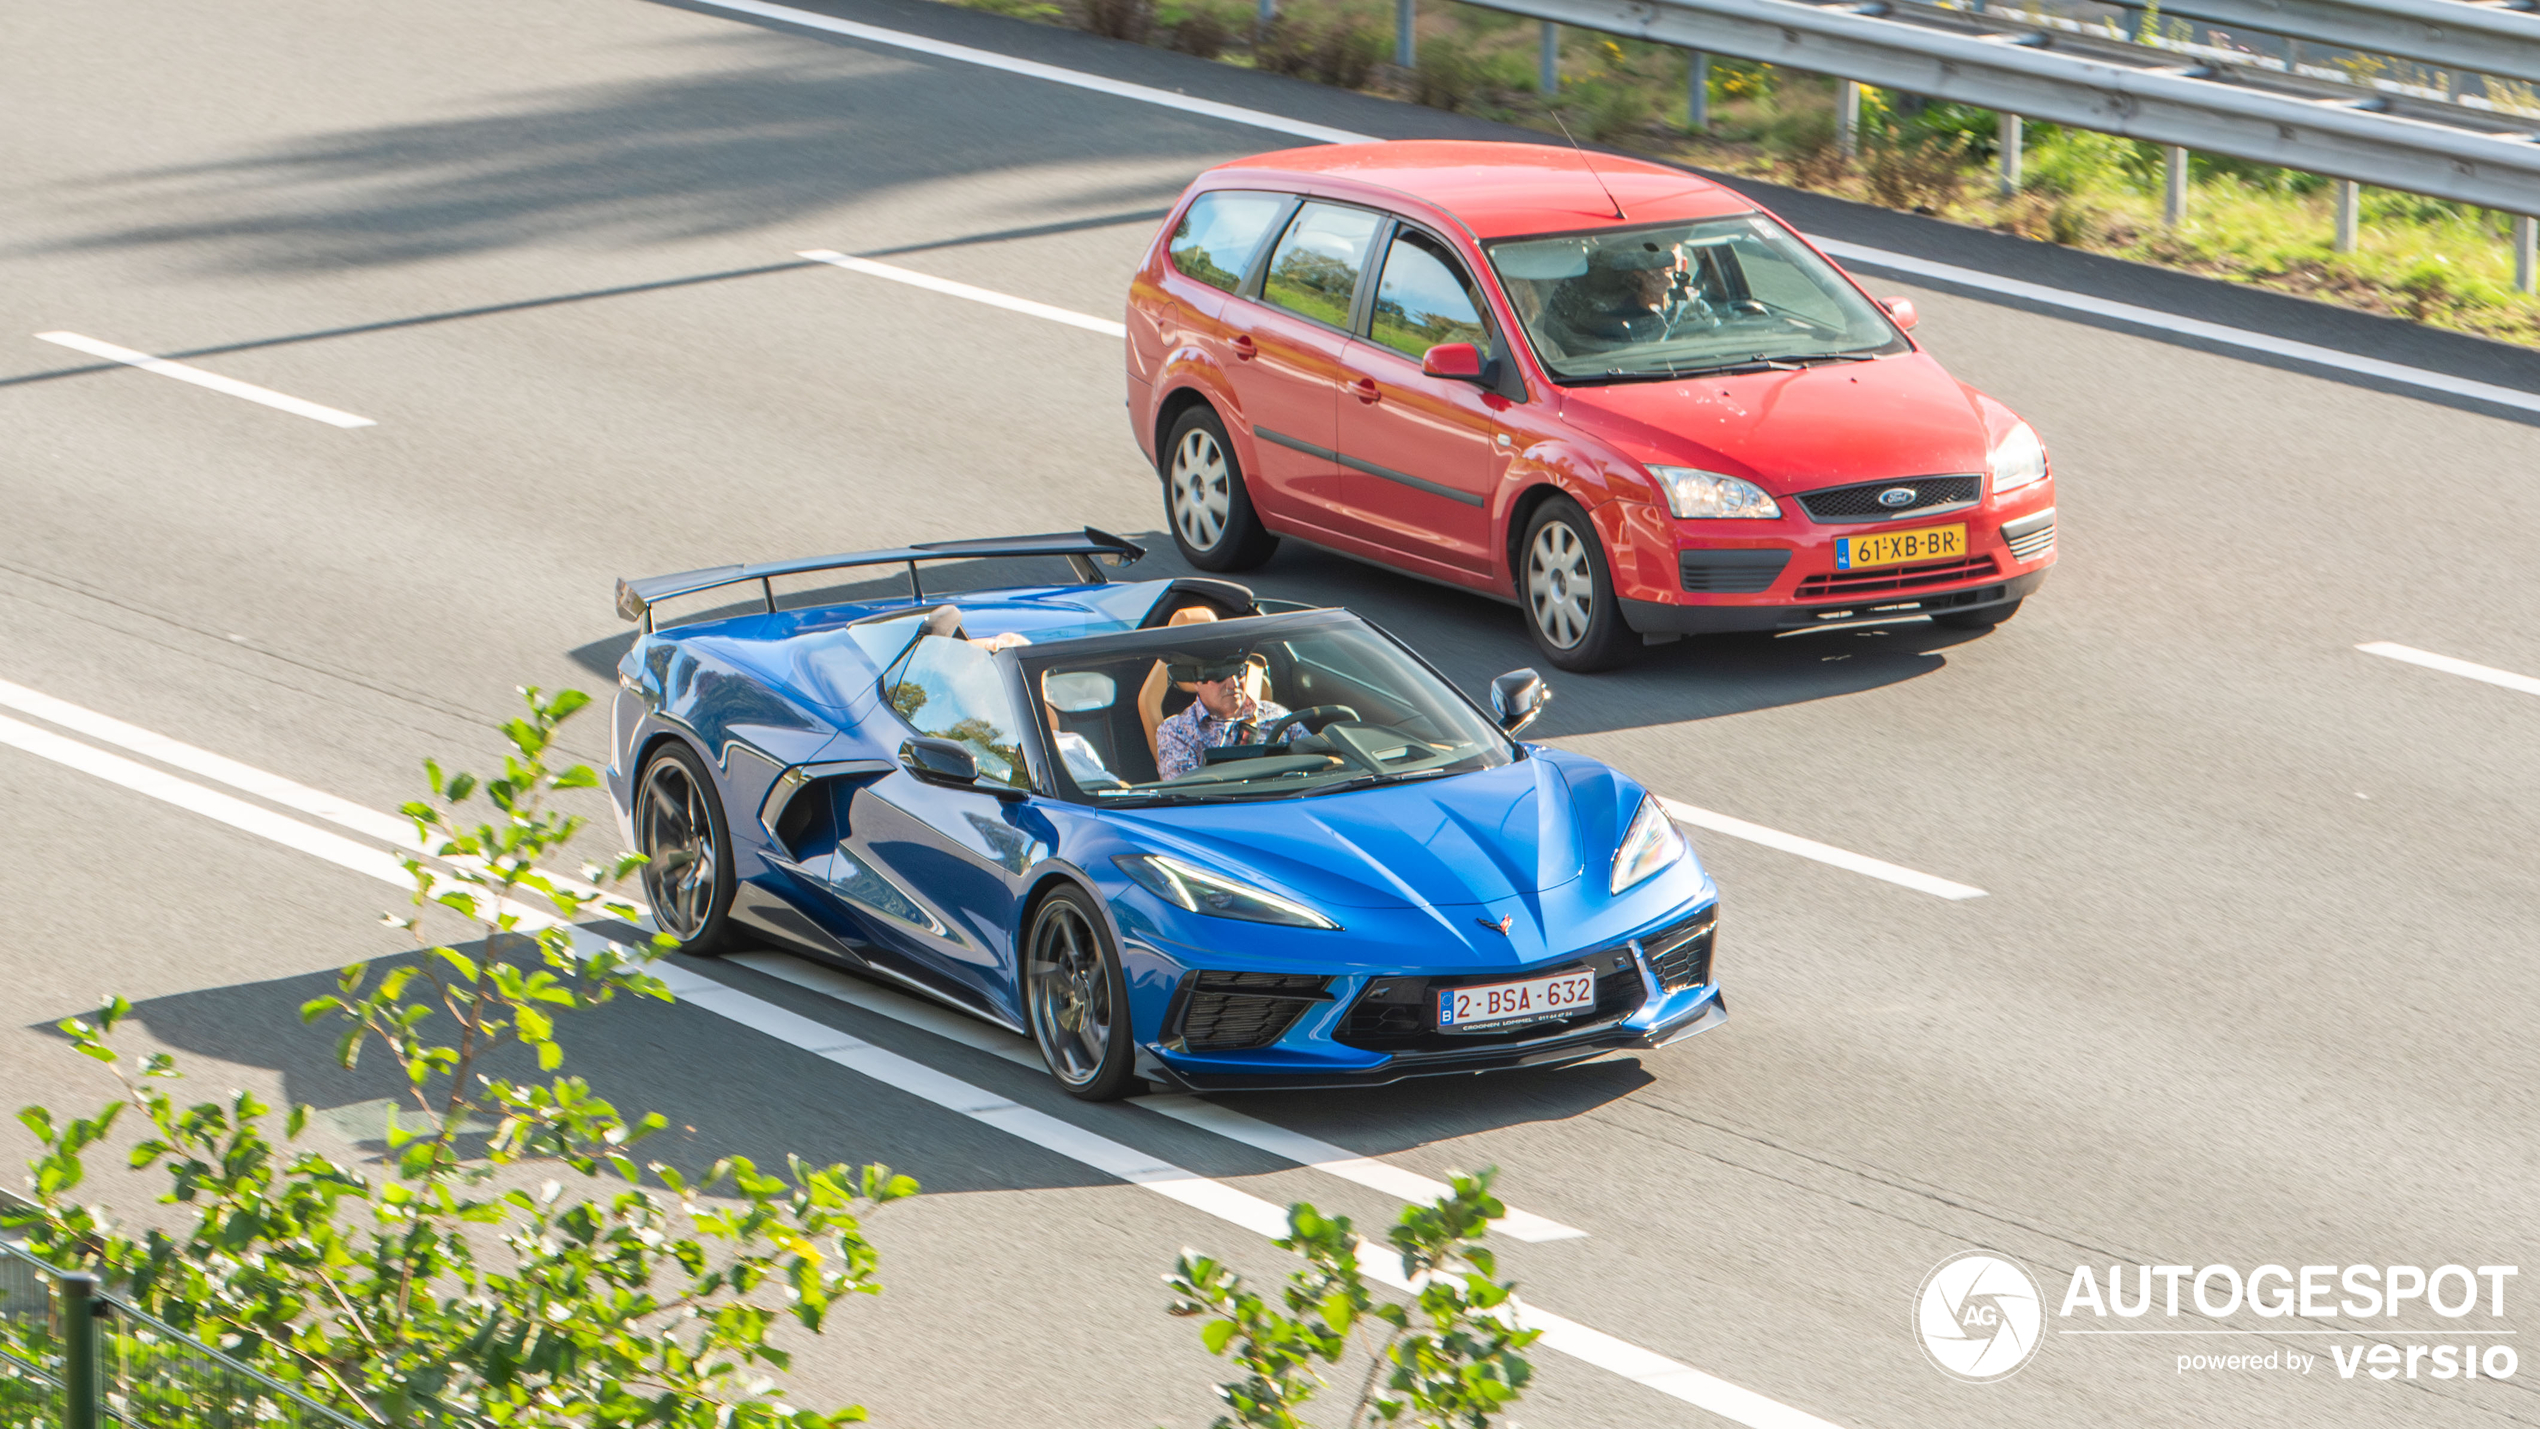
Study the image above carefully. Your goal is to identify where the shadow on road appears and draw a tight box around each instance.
[9,31,1216,277]
[24,942,1664,1199]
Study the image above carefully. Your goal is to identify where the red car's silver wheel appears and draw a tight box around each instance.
[1169,426,1232,552]
[1527,519,1595,650]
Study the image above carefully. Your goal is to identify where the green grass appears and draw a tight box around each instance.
[942,0,2540,347]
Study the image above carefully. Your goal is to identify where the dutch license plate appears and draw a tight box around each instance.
[1835,522,1966,571]
[1437,969,1596,1030]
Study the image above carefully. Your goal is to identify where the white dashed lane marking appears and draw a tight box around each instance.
[2358,641,2540,700]
[35,331,376,427]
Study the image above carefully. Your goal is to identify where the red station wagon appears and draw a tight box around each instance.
[1124,141,2057,670]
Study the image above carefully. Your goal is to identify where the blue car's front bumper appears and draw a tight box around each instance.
[1127,890,1729,1091]
[1139,985,1726,1091]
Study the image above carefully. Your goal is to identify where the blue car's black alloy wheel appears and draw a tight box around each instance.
[637,742,733,956]
[1027,887,1136,1101]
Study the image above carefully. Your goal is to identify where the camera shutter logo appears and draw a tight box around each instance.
[1915,1252,2043,1382]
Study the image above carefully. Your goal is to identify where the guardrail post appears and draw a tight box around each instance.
[2163,144,2189,226]
[2517,215,2538,294]
[62,1272,100,1429]
[1837,78,1860,157]
[2333,179,2358,254]
[1688,51,1709,130]
[1538,22,1559,94]
[1255,0,1275,31]
[1997,113,2022,195]
[1395,0,1414,69]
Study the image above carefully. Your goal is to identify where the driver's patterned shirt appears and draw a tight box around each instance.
[1155,697,1298,781]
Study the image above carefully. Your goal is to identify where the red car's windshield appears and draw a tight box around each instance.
[1487,215,1907,383]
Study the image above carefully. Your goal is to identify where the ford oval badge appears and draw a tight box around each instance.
[1877,487,1918,509]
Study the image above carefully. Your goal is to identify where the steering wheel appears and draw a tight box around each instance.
[1257,705,1359,743]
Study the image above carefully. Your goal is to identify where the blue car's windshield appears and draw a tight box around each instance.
[1018,618,1514,805]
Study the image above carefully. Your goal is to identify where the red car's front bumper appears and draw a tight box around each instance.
[1607,481,2057,635]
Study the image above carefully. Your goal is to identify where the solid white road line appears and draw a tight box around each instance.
[1659,797,1987,902]
[1138,1095,1588,1242]
[0,712,409,885]
[0,712,1853,1429]
[707,0,2540,420]
[2357,641,2540,699]
[35,331,376,428]
[686,0,1368,145]
[798,251,1129,336]
[1806,242,2540,419]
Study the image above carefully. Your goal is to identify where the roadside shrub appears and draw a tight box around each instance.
[1566,76,1654,142]
[1413,36,1482,111]
[1863,133,1969,213]
[2397,255,2455,319]
[1079,0,1153,41]
[1255,9,1385,88]
[1160,0,1239,57]
[959,0,1064,18]
[2025,124,2155,196]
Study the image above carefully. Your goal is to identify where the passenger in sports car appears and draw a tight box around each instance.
[1153,653,1300,779]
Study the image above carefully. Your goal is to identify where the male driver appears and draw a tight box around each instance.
[1153,653,1298,780]
[1541,241,1694,353]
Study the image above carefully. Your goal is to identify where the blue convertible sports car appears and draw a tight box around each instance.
[607,530,1725,1100]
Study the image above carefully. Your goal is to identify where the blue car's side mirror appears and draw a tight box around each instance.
[899,736,982,788]
[1489,669,1551,736]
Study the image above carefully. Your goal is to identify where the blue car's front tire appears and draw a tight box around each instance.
[1026,886,1138,1101]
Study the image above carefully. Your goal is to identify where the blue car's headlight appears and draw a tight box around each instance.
[1611,794,1686,894]
[1114,854,1340,930]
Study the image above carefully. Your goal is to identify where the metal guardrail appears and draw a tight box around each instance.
[1471,0,2540,210]
[2106,0,2540,87]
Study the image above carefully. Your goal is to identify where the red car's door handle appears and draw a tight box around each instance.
[1228,334,1257,359]
[1350,377,1381,404]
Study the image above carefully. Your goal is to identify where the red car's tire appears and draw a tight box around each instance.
[1520,497,1637,673]
[1163,405,1278,572]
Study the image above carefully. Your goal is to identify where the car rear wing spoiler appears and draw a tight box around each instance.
[614,528,1146,626]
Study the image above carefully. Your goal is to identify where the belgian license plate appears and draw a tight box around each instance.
[1437,970,1596,1030]
[1835,522,1966,570]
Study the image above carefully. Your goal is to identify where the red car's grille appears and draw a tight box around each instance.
[1797,555,2001,599]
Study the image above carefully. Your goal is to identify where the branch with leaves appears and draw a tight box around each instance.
[9,687,915,1429]
[1167,1169,1541,1429]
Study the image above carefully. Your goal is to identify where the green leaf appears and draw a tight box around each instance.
[1201,1318,1238,1355]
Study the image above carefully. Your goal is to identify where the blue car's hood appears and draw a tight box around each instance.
[1111,756,1605,909]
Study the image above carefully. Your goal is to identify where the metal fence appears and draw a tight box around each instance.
[0,1238,374,1429]
[1380,0,2540,287]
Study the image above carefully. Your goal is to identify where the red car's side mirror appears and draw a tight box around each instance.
[1421,342,1486,381]
[1881,296,1919,331]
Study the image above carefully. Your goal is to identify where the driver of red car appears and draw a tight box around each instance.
[1153,652,1299,780]
[1540,241,1694,353]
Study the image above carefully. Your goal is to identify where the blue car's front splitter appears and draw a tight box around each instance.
[1139,986,1727,1093]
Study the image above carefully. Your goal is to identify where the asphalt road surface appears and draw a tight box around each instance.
[6,1,2538,1425]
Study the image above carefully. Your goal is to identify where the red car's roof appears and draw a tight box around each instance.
[1205,140,1754,239]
